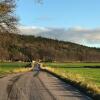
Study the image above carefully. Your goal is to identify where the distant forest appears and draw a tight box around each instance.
[0,33,100,62]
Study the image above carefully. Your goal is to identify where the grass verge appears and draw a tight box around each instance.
[0,62,32,77]
[42,65,100,100]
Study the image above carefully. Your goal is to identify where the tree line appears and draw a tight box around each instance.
[0,33,100,62]
[0,0,100,62]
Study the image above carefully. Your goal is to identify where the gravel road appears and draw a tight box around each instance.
[0,71,92,100]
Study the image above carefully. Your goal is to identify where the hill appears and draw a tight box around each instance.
[0,33,100,62]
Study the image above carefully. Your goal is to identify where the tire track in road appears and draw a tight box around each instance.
[29,72,56,100]
[0,71,92,100]
[6,72,55,100]
[37,76,56,100]
[7,74,23,100]
[29,76,44,100]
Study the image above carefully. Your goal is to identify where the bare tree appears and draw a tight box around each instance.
[0,0,18,33]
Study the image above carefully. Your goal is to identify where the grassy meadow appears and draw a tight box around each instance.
[0,62,30,76]
[44,62,100,86]
[43,62,100,97]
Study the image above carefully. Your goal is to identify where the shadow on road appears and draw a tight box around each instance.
[33,71,40,77]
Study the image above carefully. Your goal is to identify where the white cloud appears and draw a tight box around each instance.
[17,25,100,47]
[18,25,49,35]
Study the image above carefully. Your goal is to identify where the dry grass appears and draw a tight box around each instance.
[13,68,32,73]
[0,62,31,76]
[43,66,100,98]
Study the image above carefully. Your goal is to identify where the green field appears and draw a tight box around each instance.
[44,63,100,86]
[0,62,30,76]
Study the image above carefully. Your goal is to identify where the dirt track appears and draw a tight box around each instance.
[0,71,92,100]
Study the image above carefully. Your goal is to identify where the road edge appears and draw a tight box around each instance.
[42,69,100,100]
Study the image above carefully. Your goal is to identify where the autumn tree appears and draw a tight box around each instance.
[0,0,18,33]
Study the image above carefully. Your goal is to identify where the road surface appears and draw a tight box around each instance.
[0,71,92,100]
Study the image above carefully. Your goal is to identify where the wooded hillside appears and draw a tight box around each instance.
[0,33,100,62]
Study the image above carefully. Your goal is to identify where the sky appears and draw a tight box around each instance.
[16,0,100,47]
